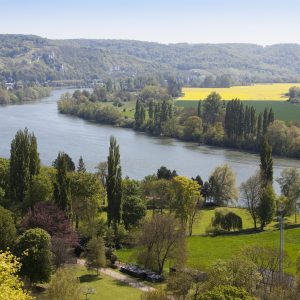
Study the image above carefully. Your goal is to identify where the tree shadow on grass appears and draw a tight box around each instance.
[79,274,102,283]
[113,279,129,287]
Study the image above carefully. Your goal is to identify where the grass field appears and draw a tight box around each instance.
[116,208,300,275]
[178,83,300,101]
[176,99,300,123]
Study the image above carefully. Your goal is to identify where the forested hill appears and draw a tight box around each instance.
[1,34,300,84]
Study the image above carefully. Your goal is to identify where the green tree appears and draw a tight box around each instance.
[277,168,300,223]
[70,171,105,231]
[122,196,146,229]
[52,152,75,172]
[209,165,239,206]
[260,137,273,186]
[182,116,203,141]
[171,176,202,236]
[0,205,17,250]
[15,228,52,284]
[10,128,40,203]
[256,184,276,230]
[85,236,106,275]
[198,285,256,300]
[77,155,86,172]
[107,136,122,227]
[202,92,222,125]
[47,267,81,300]
[25,172,53,209]
[54,152,71,214]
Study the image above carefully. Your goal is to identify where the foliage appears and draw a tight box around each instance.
[0,85,51,105]
[256,184,276,230]
[288,86,300,103]
[15,228,52,283]
[204,257,261,294]
[24,171,53,209]
[157,166,177,180]
[277,168,300,222]
[138,214,185,274]
[211,209,243,232]
[52,152,75,172]
[70,171,105,231]
[260,137,273,186]
[171,175,202,235]
[85,236,106,274]
[107,136,122,226]
[141,288,168,300]
[10,128,40,203]
[0,205,17,250]
[0,251,33,300]
[240,172,261,229]
[209,164,239,206]
[21,202,78,267]
[167,272,194,299]
[47,267,81,300]
[197,285,256,300]
[53,151,72,213]
[122,196,146,229]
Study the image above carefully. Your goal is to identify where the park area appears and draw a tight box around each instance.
[117,208,300,275]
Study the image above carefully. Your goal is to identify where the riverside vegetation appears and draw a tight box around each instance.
[58,81,300,159]
[1,127,300,300]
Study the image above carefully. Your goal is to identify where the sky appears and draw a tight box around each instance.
[0,0,300,45]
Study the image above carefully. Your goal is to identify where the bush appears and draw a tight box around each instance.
[0,205,17,250]
[14,228,52,283]
[211,209,242,232]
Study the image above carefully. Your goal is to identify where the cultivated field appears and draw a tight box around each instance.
[179,83,300,101]
[176,100,300,122]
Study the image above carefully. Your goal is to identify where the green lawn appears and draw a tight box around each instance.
[176,100,300,123]
[116,208,300,275]
[36,266,142,300]
[76,267,142,300]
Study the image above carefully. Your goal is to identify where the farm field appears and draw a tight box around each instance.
[178,83,300,101]
[116,208,300,275]
[176,99,300,123]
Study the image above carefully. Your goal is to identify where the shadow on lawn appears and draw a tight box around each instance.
[79,274,102,283]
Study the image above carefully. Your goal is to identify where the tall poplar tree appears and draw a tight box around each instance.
[107,136,122,226]
[54,152,71,214]
[260,137,273,186]
[10,128,40,203]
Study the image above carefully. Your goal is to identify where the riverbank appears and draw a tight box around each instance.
[1,89,300,190]
[0,85,51,105]
[58,94,300,160]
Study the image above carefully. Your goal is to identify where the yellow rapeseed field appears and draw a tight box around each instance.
[179,83,300,101]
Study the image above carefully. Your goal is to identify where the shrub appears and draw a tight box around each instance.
[212,209,242,232]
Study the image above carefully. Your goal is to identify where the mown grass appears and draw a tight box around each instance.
[178,84,300,101]
[116,208,300,275]
[77,266,142,300]
[176,100,300,123]
[35,266,143,300]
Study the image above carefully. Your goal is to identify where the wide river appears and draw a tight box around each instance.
[1,89,300,193]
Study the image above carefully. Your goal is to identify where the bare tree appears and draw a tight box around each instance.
[138,214,185,274]
[240,171,261,230]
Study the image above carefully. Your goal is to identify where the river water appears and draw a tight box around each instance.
[0,89,299,193]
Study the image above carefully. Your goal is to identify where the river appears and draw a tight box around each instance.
[0,89,300,193]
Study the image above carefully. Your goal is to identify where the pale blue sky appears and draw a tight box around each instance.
[0,0,299,44]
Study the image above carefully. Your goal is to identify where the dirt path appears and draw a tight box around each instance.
[77,259,155,292]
